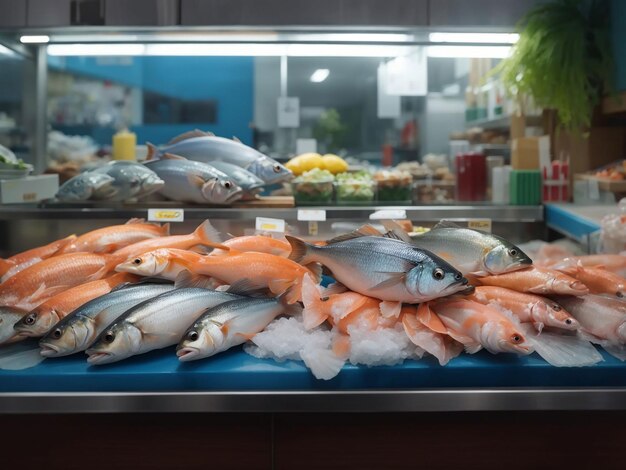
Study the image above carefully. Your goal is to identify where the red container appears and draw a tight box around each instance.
[455,152,487,201]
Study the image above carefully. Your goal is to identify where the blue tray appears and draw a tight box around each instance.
[1,346,625,392]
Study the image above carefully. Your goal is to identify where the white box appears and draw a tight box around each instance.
[0,175,59,204]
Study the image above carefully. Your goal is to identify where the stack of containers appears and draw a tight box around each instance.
[509,135,548,205]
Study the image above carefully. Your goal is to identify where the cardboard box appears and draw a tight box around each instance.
[0,175,59,204]
[511,136,550,170]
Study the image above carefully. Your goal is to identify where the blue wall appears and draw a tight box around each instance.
[49,55,254,145]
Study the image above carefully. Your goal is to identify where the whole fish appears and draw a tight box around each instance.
[89,161,164,201]
[56,172,116,201]
[421,299,531,355]
[550,254,626,277]
[478,266,589,296]
[0,252,123,311]
[39,280,175,357]
[145,154,243,204]
[0,234,76,283]
[208,161,265,199]
[198,221,291,257]
[115,247,317,304]
[286,226,468,304]
[12,273,137,339]
[557,262,626,298]
[390,220,532,276]
[468,286,579,331]
[86,284,244,365]
[62,218,169,254]
[146,130,293,185]
[177,295,300,362]
[0,307,27,345]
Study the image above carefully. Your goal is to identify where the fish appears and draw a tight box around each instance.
[39,279,175,357]
[286,226,468,305]
[0,234,76,283]
[55,172,115,201]
[115,247,317,304]
[144,154,243,204]
[176,295,301,362]
[146,130,293,185]
[0,307,27,345]
[420,299,531,355]
[85,276,246,365]
[549,254,626,277]
[61,218,169,254]
[89,161,164,201]
[557,262,626,298]
[113,219,221,260]
[387,220,532,276]
[478,266,589,296]
[468,286,579,331]
[198,221,291,257]
[208,161,265,199]
[0,252,123,311]
[12,272,137,339]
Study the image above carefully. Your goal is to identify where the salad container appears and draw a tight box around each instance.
[335,171,376,204]
[291,168,335,205]
[374,170,413,203]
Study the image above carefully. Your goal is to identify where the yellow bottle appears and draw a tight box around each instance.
[112,129,137,161]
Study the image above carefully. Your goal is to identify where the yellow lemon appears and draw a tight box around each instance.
[322,154,348,174]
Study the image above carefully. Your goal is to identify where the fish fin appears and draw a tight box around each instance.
[286,235,313,265]
[194,219,223,245]
[444,328,480,352]
[160,223,171,236]
[0,340,46,370]
[232,136,242,143]
[55,234,78,254]
[235,331,256,341]
[225,278,266,297]
[167,129,211,145]
[463,342,483,354]
[125,218,146,225]
[325,224,382,244]
[322,282,348,296]
[0,259,16,277]
[533,322,545,333]
[281,296,303,316]
[416,303,449,334]
[163,152,188,161]
[602,343,626,361]
[187,173,207,189]
[527,286,548,295]
[174,270,215,289]
[332,333,351,360]
[469,270,489,277]
[305,262,323,284]
[381,220,413,243]
[521,324,603,367]
[402,313,450,366]
[300,347,344,381]
[301,274,328,329]
[146,142,158,161]
[369,272,406,291]
[433,220,462,230]
[380,300,402,319]
[29,283,67,303]
[268,278,295,296]
[104,272,138,287]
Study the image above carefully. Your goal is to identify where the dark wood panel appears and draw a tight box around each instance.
[0,0,27,27]
[105,0,179,26]
[340,0,427,26]
[27,0,72,26]
[1,413,273,470]
[429,0,540,27]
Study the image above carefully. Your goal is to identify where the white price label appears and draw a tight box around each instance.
[468,219,492,233]
[369,209,407,220]
[255,217,286,233]
[148,208,184,222]
[297,209,327,221]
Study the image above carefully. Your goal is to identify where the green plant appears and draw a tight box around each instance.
[495,0,612,130]
[313,108,346,153]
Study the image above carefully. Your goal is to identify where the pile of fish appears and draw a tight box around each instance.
[55,130,293,204]
[0,218,625,380]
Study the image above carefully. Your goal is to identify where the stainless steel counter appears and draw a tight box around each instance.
[1,388,625,413]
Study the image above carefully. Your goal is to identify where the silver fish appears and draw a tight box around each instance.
[286,227,468,304]
[147,130,293,185]
[90,161,164,201]
[55,173,115,202]
[208,161,265,199]
[39,281,175,357]
[145,155,243,204]
[0,307,26,345]
[176,296,299,362]
[86,286,243,365]
[401,221,532,276]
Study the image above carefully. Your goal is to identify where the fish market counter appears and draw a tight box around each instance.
[2,347,626,413]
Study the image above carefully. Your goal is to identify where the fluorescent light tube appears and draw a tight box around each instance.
[426,45,512,59]
[47,44,146,56]
[20,35,50,44]
[429,32,519,44]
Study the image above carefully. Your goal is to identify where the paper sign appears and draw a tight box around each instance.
[278,96,300,128]
[468,219,492,233]
[369,209,407,220]
[587,179,600,200]
[256,217,286,233]
[298,209,326,221]
[148,208,184,222]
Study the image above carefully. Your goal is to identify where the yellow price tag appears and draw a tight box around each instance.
[148,208,184,222]
[256,217,285,233]
[468,219,492,233]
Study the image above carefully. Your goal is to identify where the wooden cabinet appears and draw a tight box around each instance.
[105,0,178,26]
[428,0,540,27]
[0,0,27,27]
[27,0,73,27]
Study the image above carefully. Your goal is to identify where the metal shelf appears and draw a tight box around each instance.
[1,388,625,413]
[0,205,544,222]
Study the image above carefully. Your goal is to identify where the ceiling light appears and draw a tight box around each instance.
[20,35,50,44]
[426,45,512,59]
[429,32,519,44]
[47,43,146,56]
[310,69,329,83]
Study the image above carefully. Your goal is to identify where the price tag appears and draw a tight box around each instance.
[297,209,326,221]
[308,221,319,236]
[587,178,600,200]
[468,219,492,233]
[256,217,286,233]
[148,208,184,222]
[369,209,407,220]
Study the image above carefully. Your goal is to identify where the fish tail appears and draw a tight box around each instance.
[416,302,449,335]
[301,274,330,329]
[521,324,603,367]
[285,235,314,265]
[146,142,159,161]
[0,258,15,277]
[194,219,224,247]
[55,234,78,255]
[0,341,46,370]
[160,223,171,236]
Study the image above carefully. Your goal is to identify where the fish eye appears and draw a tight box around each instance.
[512,334,522,343]
[432,268,445,280]
[454,273,462,281]
[52,328,62,339]
[508,248,518,257]
[565,319,572,325]
[273,164,282,173]
[25,313,37,325]
[551,304,562,311]
[223,181,232,189]
[617,291,624,298]
[129,178,140,187]
[320,296,330,302]
[133,258,142,265]
[187,330,199,341]
[104,332,115,343]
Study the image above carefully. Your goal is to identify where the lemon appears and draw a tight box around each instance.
[286,153,324,175]
[322,154,348,174]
